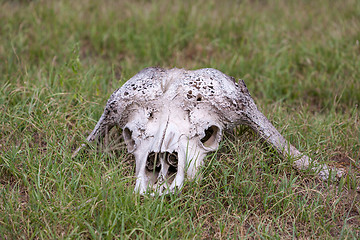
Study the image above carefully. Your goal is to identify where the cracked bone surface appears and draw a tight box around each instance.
[73,67,344,195]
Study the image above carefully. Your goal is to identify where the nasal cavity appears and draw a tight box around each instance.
[145,151,179,174]
[146,152,161,172]
[166,152,178,174]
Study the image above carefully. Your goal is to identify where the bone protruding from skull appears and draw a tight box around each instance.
[73,67,344,195]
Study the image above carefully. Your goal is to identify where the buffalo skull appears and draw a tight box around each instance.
[73,67,343,195]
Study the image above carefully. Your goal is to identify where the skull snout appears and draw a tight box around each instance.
[140,151,181,194]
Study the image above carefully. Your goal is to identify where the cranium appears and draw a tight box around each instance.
[73,67,344,195]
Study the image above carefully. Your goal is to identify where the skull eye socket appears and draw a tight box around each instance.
[123,127,136,152]
[200,125,220,149]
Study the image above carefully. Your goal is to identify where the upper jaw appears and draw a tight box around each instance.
[134,149,185,195]
[133,141,209,195]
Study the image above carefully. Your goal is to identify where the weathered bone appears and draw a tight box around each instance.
[73,67,344,195]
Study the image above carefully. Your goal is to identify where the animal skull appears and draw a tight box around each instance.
[73,67,344,195]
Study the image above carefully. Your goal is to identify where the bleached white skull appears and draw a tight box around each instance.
[73,67,344,195]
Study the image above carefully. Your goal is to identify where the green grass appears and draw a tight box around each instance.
[1,0,359,238]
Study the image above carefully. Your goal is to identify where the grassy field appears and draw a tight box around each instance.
[1,0,360,238]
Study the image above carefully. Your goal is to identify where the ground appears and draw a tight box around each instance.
[0,0,359,239]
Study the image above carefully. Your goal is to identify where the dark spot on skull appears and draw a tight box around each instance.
[148,111,153,119]
[196,94,202,102]
[187,90,193,99]
[237,103,245,111]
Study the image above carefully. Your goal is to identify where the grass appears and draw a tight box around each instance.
[1,0,359,238]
